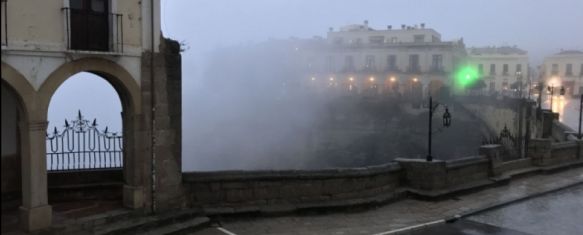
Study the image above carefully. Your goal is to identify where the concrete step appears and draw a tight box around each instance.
[92,209,208,235]
[53,208,138,234]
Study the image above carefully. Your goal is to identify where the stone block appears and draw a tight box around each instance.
[19,204,52,231]
[529,138,552,166]
[396,158,447,191]
[225,189,253,202]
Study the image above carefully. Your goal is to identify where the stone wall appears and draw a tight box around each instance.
[183,156,496,213]
[47,170,123,203]
[183,163,403,213]
[139,36,184,212]
[396,156,490,196]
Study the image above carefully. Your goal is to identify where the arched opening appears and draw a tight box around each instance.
[46,72,125,219]
[1,81,25,232]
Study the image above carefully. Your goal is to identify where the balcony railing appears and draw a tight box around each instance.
[406,66,421,74]
[62,7,123,53]
[1,0,7,47]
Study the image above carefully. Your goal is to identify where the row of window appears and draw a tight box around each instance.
[333,34,438,45]
[318,54,445,73]
[477,63,523,76]
[549,64,583,76]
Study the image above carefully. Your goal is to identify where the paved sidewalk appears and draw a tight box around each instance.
[193,167,583,235]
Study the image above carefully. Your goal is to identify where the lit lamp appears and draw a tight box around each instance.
[442,107,452,127]
[427,96,452,162]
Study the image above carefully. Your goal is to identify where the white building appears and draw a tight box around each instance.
[1,0,182,231]
[541,50,583,96]
[301,21,466,99]
[467,46,529,94]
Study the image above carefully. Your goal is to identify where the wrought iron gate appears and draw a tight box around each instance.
[46,111,122,171]
[482,125,519,160]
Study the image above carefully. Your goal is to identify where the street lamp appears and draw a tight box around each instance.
[578,94,582,140]
[516,71,523,98]
[547,85,565,111]
[427,96,452,162]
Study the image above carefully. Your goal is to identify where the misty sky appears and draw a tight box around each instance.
[47,0,583,170]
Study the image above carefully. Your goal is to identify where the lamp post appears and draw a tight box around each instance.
[578,94,582,140]
[516,71,523,98]
[427,96,452,162]
[547,85,566,111]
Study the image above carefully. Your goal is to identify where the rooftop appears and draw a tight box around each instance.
[556,50,583,55]
[469,46,527,55]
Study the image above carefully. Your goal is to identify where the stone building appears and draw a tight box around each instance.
[300,21,467,99]
[1,0,182,231]
[541,50,583,96]
[467,46,529,94]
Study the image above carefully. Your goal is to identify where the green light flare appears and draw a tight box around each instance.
[454,66,480,90]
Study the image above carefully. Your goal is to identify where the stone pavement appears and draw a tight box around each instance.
[467,184,583,235]
[192,167,583,235]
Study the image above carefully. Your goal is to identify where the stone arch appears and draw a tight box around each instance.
[1,62,36,118]
[1,62,36,230]
[38,57,141,119]
[39,57,145,209]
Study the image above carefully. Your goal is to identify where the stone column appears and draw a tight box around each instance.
[479,144,503,177]
[396,158,447,191]
[529,138,552,166]
[19,120,52,231]
[123,113,145,209]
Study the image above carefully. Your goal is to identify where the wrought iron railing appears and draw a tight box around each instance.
[46,111,122,171]
[1,0,7,47]
[61,7,123,53]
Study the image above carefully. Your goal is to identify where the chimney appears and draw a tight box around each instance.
[401,24,406,29]
[420,23,425,29]
[387,25,392,30]
[329,27,333,32]
[364,20,369,26]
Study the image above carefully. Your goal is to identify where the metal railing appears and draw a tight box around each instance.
[1,0,7,47]
[61,7,123,53]
[46,111,123,171]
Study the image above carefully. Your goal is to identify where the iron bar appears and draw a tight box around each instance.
[2,0,7,47]
[46,111,122,171]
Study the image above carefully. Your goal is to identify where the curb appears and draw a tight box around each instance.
[458,180,583,218]
[376,179,583,235]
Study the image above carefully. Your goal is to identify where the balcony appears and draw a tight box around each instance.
[406,66,421,74]
[384,66,401,73]
[428,67,446,75]
[62,7,124,53]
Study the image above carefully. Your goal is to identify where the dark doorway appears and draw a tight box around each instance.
[70,0,110,51]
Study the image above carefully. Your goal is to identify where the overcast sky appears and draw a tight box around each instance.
[162,0,583,67]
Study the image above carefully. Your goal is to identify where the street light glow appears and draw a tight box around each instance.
[349,77,354,81]
[329,77,334,81]
[413,78,418,82]
[454,66,480,91]
[390,77,396,82]
[369,77,375,82]
[311,77,316,81]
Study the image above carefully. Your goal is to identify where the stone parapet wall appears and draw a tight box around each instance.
[445,156,490,188]
[183,163,403,212]
[180,143,581,215]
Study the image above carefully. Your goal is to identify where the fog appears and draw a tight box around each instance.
[48,0,583,172]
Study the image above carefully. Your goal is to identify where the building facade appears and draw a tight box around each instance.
[2,0,183,231]
[541,50,583,96]
[300,21,467,99]
[467,46,529,95]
